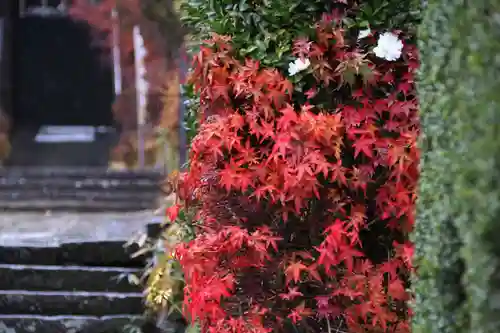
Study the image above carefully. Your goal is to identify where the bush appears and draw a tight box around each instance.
[413,1,500,332]
[163,1,420,332]
[180,0,419,125]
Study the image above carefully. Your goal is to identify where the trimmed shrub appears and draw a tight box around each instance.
[413,1,500,332]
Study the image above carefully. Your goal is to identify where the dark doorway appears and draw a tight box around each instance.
[12,14,114,126]
[6,5,117,167]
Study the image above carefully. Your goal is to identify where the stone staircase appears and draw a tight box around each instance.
[0,168,162,212]
[0,225,185,333]
[0,166,183,332]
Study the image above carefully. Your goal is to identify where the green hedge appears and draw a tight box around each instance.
[414,1,500,332]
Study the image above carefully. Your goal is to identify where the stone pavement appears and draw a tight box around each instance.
[0,212,161,247]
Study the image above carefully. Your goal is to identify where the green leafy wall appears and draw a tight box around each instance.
[414,1,500,332]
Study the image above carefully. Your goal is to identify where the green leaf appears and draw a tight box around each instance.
[239,0,249,11]
[186,322,201,333]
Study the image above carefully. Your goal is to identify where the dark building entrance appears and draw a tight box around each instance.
[13,14,113,125]
[5,1,117,167]
[13,14,114,126]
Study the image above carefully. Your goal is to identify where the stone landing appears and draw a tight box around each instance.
[0,212,158,247]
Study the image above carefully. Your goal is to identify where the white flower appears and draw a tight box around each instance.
[373,32,403,61]
[357,29,371,40]
[288,58,311,76]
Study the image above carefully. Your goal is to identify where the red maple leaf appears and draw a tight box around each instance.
[166,204,180,222]
[288,303,313,324]
[305,87,318,99]
[285,261,309,284]
[279,287,303,300]
[277,104,298,131]
[352,136,376,158]
[293,37,312,58]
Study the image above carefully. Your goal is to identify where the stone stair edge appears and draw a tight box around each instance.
[0,219,162,248]
[0,167,165,178]
[0,314,146,333]
[0,242,147,267]
[0,264,142,293]
[0,290,143,297]
[0,314,187,333]
[0,180,161,188]
[0,314,142,320]
[0,239,132,247]
[0,200,157,212]
[0,264,140,272]
[0,290,144,316]
[0,189,160,197]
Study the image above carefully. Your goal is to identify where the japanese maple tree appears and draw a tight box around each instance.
[168,2,419,333]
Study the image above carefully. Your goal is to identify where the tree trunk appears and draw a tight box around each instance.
[414,1,500,332]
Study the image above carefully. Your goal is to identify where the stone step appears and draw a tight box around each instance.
[0,167,164,180]
[0,167,162,212]
[0,177,160,190]
[0,265,141,293]
[0,200,156,212]
[0,189,158,201]
[0,290,143,316]
[0,315,143,333]
[0,242,145,267]
[0,315,186,333]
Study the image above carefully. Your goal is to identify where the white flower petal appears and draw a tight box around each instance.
[358,29,371,40]
[288,58,310,76]
[295,58,308,71]
[373,32,403,61]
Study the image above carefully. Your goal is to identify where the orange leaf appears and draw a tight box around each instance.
[285,261,308,284]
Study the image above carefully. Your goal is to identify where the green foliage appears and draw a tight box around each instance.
[181,0,328,67]
[179,0,420,142]
[179,0,331,138]
[351,0,420,32]
[414,0,500,332]
[181,0,419,67]
[181,83,199,147]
